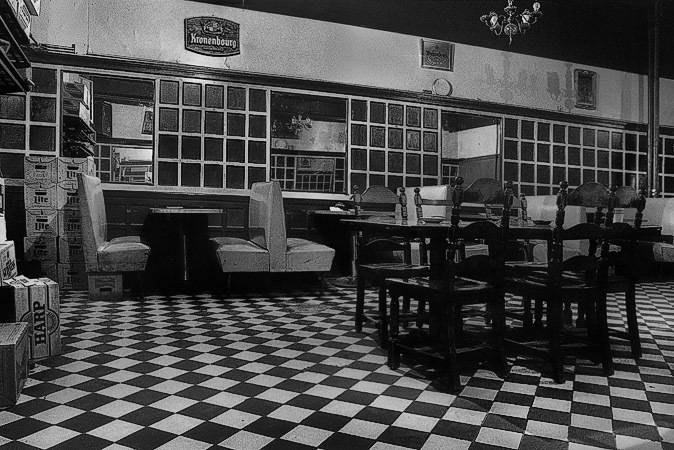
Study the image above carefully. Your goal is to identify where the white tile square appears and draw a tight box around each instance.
[476,427,522,449]
[281,424,333,447]
[19,426,79,449]
[151,414,204,434]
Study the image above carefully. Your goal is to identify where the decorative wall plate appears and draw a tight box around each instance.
[432,78,452,96]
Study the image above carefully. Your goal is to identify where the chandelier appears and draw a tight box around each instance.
[480,1,542,45]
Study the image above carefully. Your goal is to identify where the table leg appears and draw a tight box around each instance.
[329,232,359,288]
[178,218,188,283]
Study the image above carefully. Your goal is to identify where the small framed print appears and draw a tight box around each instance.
[575,69,597,110]
[421,39,454,72]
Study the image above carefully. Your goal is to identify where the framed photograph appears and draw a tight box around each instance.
[420,39,454,72]
[575,69,597,110]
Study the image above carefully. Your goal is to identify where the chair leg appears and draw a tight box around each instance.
[445,302,461,392]
[595,295,614,377]
[226,273,232,297]
[547,300,565,384]
[534,299,544,331]
[625,282,642,358]
[355,273,365,333]
[388,291,400,370]
[377,283,388,348]
[492,296,508,378]
[522,296,533,330]
[563,300,573,326]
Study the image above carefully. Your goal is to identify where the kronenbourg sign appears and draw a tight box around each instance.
[185,17,240,57]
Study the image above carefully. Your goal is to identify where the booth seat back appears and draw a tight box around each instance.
[642,197,674,238]
[78,173,108,272]
[248,181,288,272]
[526,195,588,261]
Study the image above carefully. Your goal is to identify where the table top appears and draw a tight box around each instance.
[341,216,662,241]
[150,207,223,214]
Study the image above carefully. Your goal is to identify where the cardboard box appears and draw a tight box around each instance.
[57,263,86,290]
[38,260,58,282]
[57,157,95,184]
[88,274,122,301]
[23,236,57,261]
[0,322,29,408]
[0,284,32,339]
[57,236,84,263]
[0,242,17,285]
[5,277,61,360]
[24,182,57,210]
[24,156,58,184]
[57,209,82,236]
[56,181,80,210]
[25,209,58,236]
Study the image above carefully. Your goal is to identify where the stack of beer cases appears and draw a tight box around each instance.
[23,156,95,289]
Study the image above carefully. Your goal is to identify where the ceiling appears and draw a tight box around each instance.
[190,0,674,79]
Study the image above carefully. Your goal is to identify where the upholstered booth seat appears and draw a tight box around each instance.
[210,237,270,272]
[77,173,151,298]
[211,180,335,294]
[286,238,335,272]
[97,237,153,272]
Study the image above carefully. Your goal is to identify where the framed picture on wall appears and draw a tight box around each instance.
[420,39,454,71]
[574,69,597,110]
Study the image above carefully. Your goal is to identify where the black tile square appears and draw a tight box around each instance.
[120,406,173,427]
[183,422,238,444]
[118,427,175,450]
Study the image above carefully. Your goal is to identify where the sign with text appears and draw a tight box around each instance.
[185,17,240,57]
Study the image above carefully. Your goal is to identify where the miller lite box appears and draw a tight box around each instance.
[24,156,57,184]
[24,182,57,210]
[57,157,95,184]
[23,236,58,262]
[4,276,61,361]
[0,241,17,285]
[0,322,29,408]
[25,209,58,237]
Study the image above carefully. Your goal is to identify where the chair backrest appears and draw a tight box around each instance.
[249,180,287,271]
[77,173,108,272]
[353,185,400,218]
[402,184,452,221]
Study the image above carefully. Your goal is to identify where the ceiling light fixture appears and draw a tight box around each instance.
[480,0,542,45]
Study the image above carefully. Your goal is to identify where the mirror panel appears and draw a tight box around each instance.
[63,72,155,184]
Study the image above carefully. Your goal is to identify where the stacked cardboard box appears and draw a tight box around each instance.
[24,156,95,288]
[1,276,61,361]
[0,241,18,285]
[0,322,29,408]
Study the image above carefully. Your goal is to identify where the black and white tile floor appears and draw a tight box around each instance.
[0,281,672,450]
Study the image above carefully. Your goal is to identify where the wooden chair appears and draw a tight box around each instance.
[353,185,430,348]
[77,173,151,299]
[503,181,613,383]
[385,178,513,391]
[602,185,648,358]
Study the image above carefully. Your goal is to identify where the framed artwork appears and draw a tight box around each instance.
[420,39,455,72]
[575,69,597,110]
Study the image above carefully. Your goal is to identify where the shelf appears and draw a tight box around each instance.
[0,7,31,94]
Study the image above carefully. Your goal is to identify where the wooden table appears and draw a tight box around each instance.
[313,209,358,287]
[342,217,556,280]
[150,207,223,284]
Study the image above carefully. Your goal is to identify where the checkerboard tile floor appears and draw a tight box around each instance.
[1,281,673,450]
